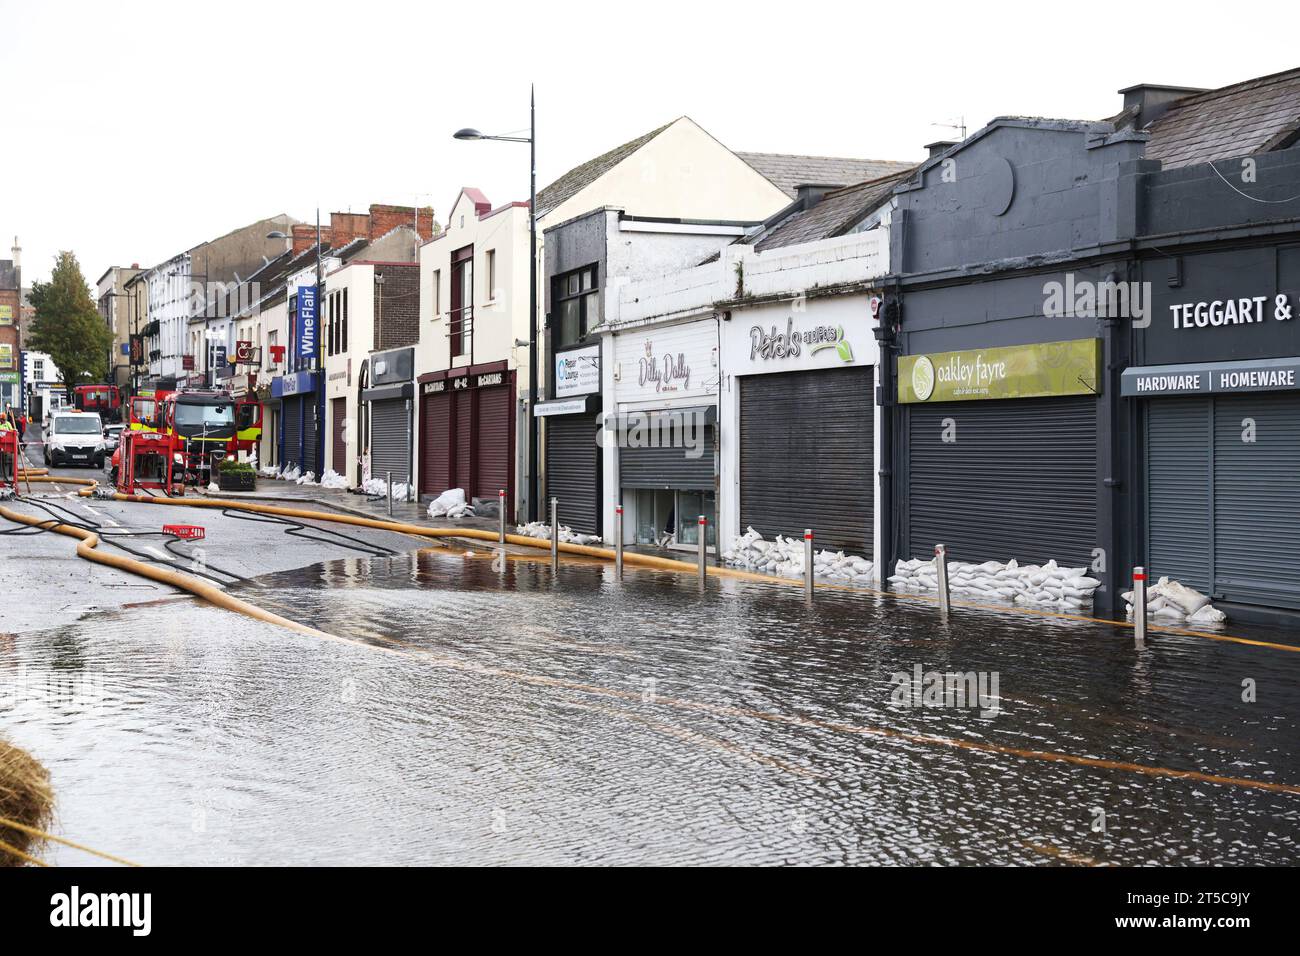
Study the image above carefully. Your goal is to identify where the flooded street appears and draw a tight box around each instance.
[3,549,1299,866]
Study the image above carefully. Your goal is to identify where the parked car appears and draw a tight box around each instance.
[103,423,126,454]
[44,410,107,468]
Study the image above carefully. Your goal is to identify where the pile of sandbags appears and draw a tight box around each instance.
[721,527,876,584]
[360,477,412,500]
[889,557,1102,610]
[515,521,602,545]
[280,465,302,482]
[428,488,476,519]
[257,464,280,479]
[1122,576,1226,625]
[294,470,317,485]
[320,470,349,490]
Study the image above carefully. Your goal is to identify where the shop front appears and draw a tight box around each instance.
[897,338,1102,570]
[1127,246,1300,613]
[363,347,414,492]
[603,318,718,552]
[539,341,601,535]
[719,295,880,564]
[417,360,517,517]
[271,369,323,476]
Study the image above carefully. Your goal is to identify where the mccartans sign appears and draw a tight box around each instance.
[1121,357,1300,397]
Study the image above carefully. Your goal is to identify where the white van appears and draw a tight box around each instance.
[45,411,106,468]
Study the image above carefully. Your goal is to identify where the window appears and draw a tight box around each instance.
[431,269,441,317]
[552,264,598,349]
[450,246,473,358]
[485,250,496,301]
[342,289,348,352]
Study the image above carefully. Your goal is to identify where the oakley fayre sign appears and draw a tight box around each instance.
[899,339,1101,403]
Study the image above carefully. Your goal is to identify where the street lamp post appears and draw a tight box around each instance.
[454,83,539,522]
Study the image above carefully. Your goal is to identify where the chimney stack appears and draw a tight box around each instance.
[1118,83,1207,128]
[10,236,19,270]
[924,140,958,159]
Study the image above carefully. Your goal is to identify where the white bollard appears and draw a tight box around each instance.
[614,505,624,580]
[935,543,951,619]
[386,471,393,517]
[498,489,506,545]
[697,515,707,588]
[804,529,814,601]
[1133,566,1147,648]
[550,497,559,572]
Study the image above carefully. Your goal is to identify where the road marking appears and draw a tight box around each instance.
[141,545,173,562]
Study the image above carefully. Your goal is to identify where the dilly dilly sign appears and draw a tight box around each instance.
[898,338,1101,403]
[638,342,692,393]
[296,285,318,363]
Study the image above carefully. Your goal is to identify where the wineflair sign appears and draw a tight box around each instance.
[898,339,1101,403]
[1121,357,1300,397]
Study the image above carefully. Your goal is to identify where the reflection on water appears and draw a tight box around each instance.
[3,549,1299,865]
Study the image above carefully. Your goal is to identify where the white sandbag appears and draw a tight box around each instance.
[1188,604,1227,625]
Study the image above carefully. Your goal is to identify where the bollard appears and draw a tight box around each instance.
[550,497,559,572]
[934,543,951,619]
[498,489,506,545]
[697,515,707,588]
[1133,566,1147,648]
[614,505,624,580]
[804,529,814,601]
[386,471,393,517]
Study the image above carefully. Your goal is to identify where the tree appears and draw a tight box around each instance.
[27,251,114,400]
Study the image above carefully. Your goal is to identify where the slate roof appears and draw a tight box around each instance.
[1144,68,1300,168]
[752,169,916,252]
[736,152,916,198]
[535,122,673,218]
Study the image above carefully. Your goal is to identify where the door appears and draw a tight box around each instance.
[331,397,347,478]
[545,413,600,534]
[740,366,873,553]
[474,381,514,518]
[419,390,452,496]
[282,399,302,470]
[370,398,410,487]
[907,394,1097,566]
[453,388,472,492]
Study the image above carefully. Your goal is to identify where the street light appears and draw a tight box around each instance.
[454,84,539,522]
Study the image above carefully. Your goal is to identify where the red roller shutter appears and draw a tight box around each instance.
[474,378,514,519]
[454,389,472,491]
[420,390,452,496]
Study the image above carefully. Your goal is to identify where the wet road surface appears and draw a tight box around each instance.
[3,545,1298,866]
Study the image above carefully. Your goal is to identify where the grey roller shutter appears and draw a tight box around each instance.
[301,397,321,476]
[740,366,873,553]
[282,399,303,470]
[371,399,410,486]
[1146,397,1211,593]
[907,395,1097,566]
[620,425,715,490]
[545,413,599,535]
[1212,393,1300,609]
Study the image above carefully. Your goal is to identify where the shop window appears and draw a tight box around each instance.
[632,489,717,550]
[552,264,598,350]
[451,246,473,358]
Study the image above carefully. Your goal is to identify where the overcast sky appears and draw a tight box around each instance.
[5,1,1295,286]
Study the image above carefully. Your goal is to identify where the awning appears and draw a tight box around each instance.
[1121,356,1300,397]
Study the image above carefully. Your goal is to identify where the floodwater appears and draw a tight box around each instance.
[3,548,1299,865]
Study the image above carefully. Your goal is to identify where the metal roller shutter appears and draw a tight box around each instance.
[620,426,715,490]
[370,399,410,486]
[474,384,513,512]
[545,413,600,534]
[1146,398,1211,592]
[301,397,321,476]
[454,390,472,492]
[740,367,872,553]
[282,399,302,470]
[420,391,451,496]
[1212,393,1300,609]
[907,395,1096,566]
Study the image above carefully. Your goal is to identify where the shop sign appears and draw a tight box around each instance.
[273,370,317,398]
[899,338,1101,403]
[0,305,12,326]
[749,318,853,364]
[296,285,318,362]
[535,398,587,417]
[478,371,505,388]
[0,344,11,369]
[1121,356,1300,397]
[1168,293,1294,330]
[555,344,600,397]
[0,371,18,384]
[422,380,447,395]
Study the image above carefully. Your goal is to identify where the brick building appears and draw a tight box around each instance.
[0,238,21,412]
